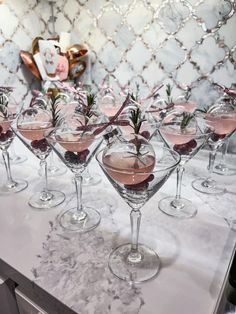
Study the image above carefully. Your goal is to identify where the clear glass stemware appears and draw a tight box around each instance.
[0,106,28,194]
[158,109,212,218]
[12,108,65,209]
[45,115,105,232]
[96,135,180,283]
[192,103,236,194]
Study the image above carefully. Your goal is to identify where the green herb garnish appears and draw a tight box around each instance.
[194,107,208,114]
[130,83,140,103]
[180,112,193,129]
[166,84,173,105]
[0,105,7,118]
[130,107,145,135]
[50,93,63,126]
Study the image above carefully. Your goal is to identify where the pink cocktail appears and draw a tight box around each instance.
[206,112,236,136]
[56,133,95,152]
[160,125,196,145]
[18,122,52,141]
[103,152,155,185]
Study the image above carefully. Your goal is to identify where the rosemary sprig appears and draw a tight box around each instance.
[130,83,140,103]
[166,84,173,105]
[194,107,208,114]
[129,107,146,156]
[129,107,145,135]
[180,112,193,129]
[0,105,8,118]
[50,94,63,127]
[85,93,96,120]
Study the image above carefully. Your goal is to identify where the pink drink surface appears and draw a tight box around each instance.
[101,105,119,118]
[18,123,52,140]
[103,152,155,185]
[160,125,196,145]
[57,133,95,152]
[175,101,197,113]
[206,113,236,135]
[0,120,11,132]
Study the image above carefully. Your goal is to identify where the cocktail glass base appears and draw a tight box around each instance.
[47,165,67,177]
[83,172,102,186]
[214,163,236,176]
[10,154,27,164]
[58,206,101,232]
[38,165,67,177]
[192,178,225,195]
[0,179,28,195]
[158,196,197,219]
[29,190,65,210]
[108,243,161,283]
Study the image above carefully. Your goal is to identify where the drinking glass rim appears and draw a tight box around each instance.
[44,125,105,143]
[96,146,180,176]
[159,122,214,138]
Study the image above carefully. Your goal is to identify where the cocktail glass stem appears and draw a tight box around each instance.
[40,159,52,201]
[128,209,142,263]
[73,173,87,221]
[216,139,228,170]
[2,149,16,188]
[171,165,185,209]
[202,150,217,187]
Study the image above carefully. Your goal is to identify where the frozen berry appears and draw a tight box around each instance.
[125,174,154,190]
[0,133,6,142]
[140,131,150,140]
[5,130,13,139]
[77,149,89,163]
[37,139,49,152]
[65,151,78,164]
[187,139,197,149]
[173,143,190,155]
[31,139,49,152]
[211,133,225,142]
[31,140,39,149]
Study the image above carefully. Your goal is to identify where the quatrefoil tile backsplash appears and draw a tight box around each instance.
[0,0,235,107]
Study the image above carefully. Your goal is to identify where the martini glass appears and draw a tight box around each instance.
[158,110,212,218]
[96,135,180,283]
[45,113,105,232]
[0,106,28,194]
[192,103,236,194]
[12,107,65,209]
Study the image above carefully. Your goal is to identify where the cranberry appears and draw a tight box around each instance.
[31,139,49,152]
[77,149,89,163]
[5,130,13,139]
[187,139,197,149]
[211,133,226,142]
[65,149,90,164]
[125,174,154,190]
[140,131,150,140]
[174,139,198,155]
[0,133,6,142]
[65,151,79,164]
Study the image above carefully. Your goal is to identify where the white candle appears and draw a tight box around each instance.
[60,32,71,53]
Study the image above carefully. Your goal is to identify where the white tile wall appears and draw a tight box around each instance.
[0,0,235,108]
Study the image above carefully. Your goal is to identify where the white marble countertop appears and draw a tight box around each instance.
[0,139,236,314]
